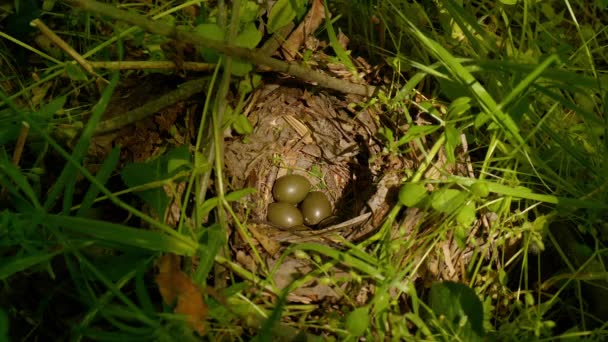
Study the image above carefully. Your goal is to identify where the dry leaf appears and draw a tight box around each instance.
[248,223,282,256]
[282,0,326,60]
[269,258,346,303]
[155,254,207,336]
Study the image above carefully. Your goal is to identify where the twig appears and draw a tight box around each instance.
[259,22,295,57]
[30,19,102,80]
[281,0,325,61]
[88,60,215,71]
[12,122,30,166]
[63,0,377,97]
[0,30,62,64]
[95,76,208,134]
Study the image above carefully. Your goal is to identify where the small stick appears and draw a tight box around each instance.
[12,122,30,166]
[63,0,377,97]
[30,19,101,79]
[259,22,295,57]
[94,76,208,134]
[281,0,325,61]
[88,60,215,71]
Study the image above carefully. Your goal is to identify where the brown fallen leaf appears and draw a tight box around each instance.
[268,258,346,303]
[281,0,326,61]
[247,223,282,256]
[155,254,207,336]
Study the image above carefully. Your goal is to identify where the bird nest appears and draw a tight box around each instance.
[223,83,496,303]
[224,84,406,250]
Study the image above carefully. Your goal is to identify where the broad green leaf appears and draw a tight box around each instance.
[345,306,370,337]
[235,23,262,49]
[167,145,192,174]
[429,281,484,341]
[373,287,390,313]
[398,182,428,207]
[469,182,489,198]
[194,22,224,40]
[238,74,262,95]
[378,126,394,143]
[240,1,260,23]
[267,0,298,33]
[498,269,508,286]
[226,188,257,202]
[38,95,67,118]
[447,97,471,118]
[121,146,192,216]
[396,125,441,147]
[454,224,468,249]
[437,75,470,100]
[431,188,466,214]
[42,0,56,11]
[195,23,224,62]
[65,63,88,81]
[456,202,476,226]
[198,188,256,219]
[233,23,262,77]
[231,60,254,77]
[233,114,253,135]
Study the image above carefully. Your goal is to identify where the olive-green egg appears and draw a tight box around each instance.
[272,174,311,204]
[267,202,304,229]
[300,191,332,225]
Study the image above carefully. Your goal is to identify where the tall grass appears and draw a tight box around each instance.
[340,0,608,339]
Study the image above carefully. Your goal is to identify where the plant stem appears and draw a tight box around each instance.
[63,0,377,96]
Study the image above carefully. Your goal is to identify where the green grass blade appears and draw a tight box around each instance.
[324,3,357,75]
[193,223,225,284]
[450,176,607,208]
[57,72,120,214]
[44,214,198,255]
[0,251,63,280]
[389,1,524,146]
[76,146,121,217]
[0,86,190,243]
[290,243,384,280]
[0,156,40,208]
[499,55,559,110]
[442,0,496,55]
